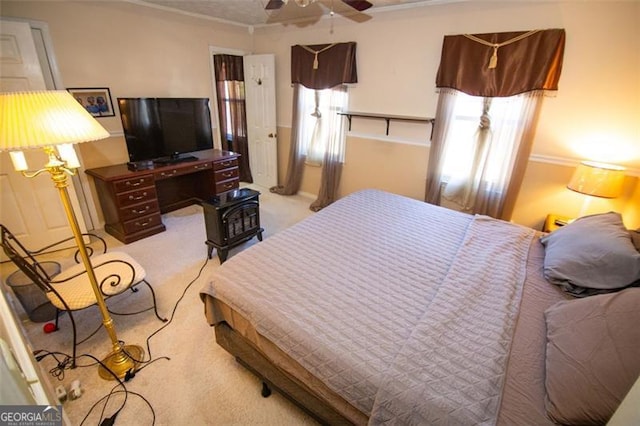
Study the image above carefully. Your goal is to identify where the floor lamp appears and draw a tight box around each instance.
[567,160,625,217]
[0,90,144,380]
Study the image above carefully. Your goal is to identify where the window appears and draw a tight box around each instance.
[428,89,542,218]
[297,85,348,165]
[218,80,246,144]
[440,92,528,186]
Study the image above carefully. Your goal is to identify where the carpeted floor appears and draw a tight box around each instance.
[1,185,319,425]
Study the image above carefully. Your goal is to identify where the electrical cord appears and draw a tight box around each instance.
[32,255,210,425]
[107,305,155,316]
[34,350,75,380]
[144,256,209,358]
[77,354,157,426]
[36,350,156,425]
[92,389,155,426]
[119,344,169,378]
[33,350,135,425]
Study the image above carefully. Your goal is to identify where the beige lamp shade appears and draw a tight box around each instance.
[0,90,109,152]
[567,161,625,199]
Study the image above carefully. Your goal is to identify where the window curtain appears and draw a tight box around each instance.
[213,54,253,183]
[271,42,357,211]
[425,29,565,219]
[309,85,348,211]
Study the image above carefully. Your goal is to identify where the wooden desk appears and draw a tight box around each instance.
[86,150,239,243]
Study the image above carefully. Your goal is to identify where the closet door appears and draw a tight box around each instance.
[0,19,87,248]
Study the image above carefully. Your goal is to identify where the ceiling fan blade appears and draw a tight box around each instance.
[265,0,285,10]
[341,0,373,12]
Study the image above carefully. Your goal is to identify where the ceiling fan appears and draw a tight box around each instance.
[265,0,373,12]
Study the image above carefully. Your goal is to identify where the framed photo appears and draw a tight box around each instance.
[67,87,115,117]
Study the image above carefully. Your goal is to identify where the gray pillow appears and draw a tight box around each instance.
[540,212,640,295]
[544,288,640,425]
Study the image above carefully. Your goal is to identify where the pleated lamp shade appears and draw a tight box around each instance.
[567,161,625,199]
[0,90,109,152]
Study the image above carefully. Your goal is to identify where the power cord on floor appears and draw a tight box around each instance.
[144,256,210,358]
[33,350,154,425]
[91,389,155,426]
[32,255,210,425]
[33,350,75,380]
[119,345,169,378]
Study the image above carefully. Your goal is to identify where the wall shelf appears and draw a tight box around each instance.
[338,111,435,136]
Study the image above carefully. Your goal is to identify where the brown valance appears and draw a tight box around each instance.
[436,29,565,97]
[291,42,357,90]
[214,54,244,81]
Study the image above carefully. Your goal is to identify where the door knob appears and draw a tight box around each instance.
[268,133,277,138]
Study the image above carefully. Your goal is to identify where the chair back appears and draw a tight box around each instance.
[0,224,55,293]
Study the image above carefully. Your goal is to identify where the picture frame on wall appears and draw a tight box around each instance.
[67,87,115,117]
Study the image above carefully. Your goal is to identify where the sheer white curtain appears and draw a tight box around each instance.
[272,42,357,210]
[427,30,565,219]
[427,89,543,219]
[299,85,348,166]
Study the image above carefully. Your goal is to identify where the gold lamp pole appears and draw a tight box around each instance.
[0,91,144,380]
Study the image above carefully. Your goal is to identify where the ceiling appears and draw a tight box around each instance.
[129,0,460,27]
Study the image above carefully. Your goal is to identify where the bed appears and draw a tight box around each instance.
[200,189,640,425]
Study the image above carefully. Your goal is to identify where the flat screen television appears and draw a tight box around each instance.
[117,97,214,165]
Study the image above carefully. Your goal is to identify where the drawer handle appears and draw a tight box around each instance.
[220,161,232,167]
[160,170,177,177]
[129,192,147,201]
[135,218,153,227]
[224,183,235,189]
[194,164,210,170]
[222,172,233,178]
[126,179,144,187]
[131,206,150,214]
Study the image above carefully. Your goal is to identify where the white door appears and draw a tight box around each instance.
[244,54,278,189]
[0,19,87,248]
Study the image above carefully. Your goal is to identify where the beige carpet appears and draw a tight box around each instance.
[2,185,319,425]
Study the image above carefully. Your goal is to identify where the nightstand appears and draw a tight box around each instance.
[542,214,574,233]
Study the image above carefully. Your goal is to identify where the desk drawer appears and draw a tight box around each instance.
[215,179,239,194]
[189,162,213,172]
[123,213,162,234]
[119,199,160,222]
[214,167,239,182]
[154,162,213,180]
[116,187,157,208]
[212,158,238,171]
[113,175,154,193]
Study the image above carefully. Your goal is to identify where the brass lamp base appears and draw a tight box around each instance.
[98,344,145,381]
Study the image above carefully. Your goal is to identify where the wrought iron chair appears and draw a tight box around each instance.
[0,224,166,366]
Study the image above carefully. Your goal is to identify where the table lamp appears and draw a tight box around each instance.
[567,160,625,217]
[0,90,144,380]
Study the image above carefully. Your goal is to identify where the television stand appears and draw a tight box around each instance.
[153,155,199,165]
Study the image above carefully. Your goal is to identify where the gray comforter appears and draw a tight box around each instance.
[201,189,535,425]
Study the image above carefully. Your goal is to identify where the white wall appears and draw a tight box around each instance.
[255,1,640,170]
[1,0,638,228]
[1,0,252,139]
[253,1,640,228]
